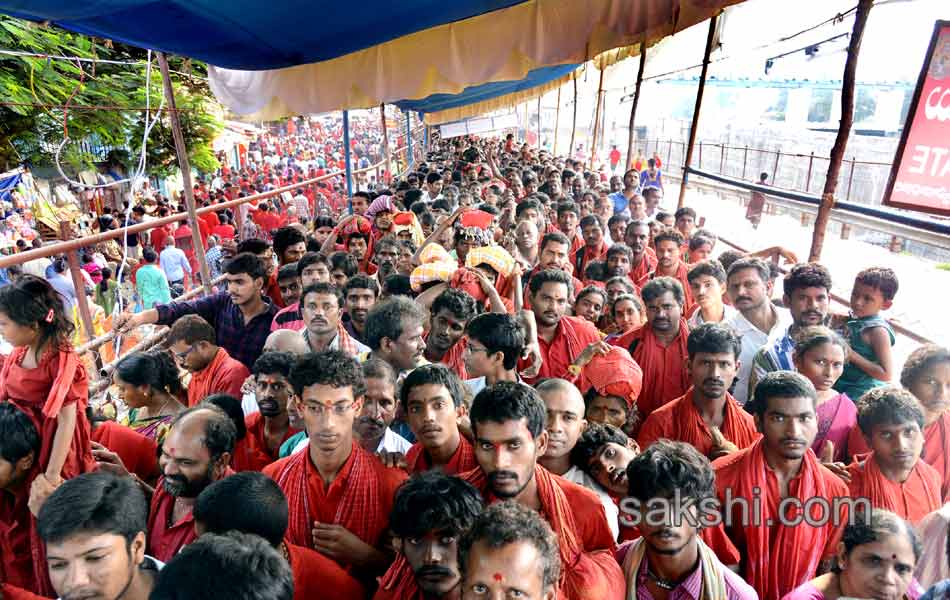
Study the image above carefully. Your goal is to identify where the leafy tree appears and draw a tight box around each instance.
[0,16,220,175]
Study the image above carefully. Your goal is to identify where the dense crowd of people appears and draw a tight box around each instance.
[0,122,947,600]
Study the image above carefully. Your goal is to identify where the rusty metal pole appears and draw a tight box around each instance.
[553,86,561,155]
[809,0,872,262]
[677,14,718,209]
[157,52,212,295]
[626,42,648,171]
[380,103,391,184]
[772,149,781,185]
[742,145,749,179]
[590,67,606,169]
[720,144,726,174]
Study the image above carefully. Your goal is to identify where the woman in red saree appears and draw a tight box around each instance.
[0,275,96,595]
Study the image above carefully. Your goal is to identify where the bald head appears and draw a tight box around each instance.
[264,330,308,355]
[161,406,237,498]
[537,379,587,461]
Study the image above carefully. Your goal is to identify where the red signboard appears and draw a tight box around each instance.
[883,21,950,216]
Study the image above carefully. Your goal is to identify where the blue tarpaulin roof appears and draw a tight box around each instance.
[0,0,529,70]
[393,63,579,115]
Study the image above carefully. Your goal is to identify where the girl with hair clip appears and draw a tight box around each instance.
[0,275,96,595]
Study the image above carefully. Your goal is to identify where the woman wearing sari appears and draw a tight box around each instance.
[792,326,857,463]
[114,350,186,444]
[782,508,923,600]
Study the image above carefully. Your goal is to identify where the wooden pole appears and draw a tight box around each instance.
[809,0,872,262]
[626,41,648,171]
[570,76,578,159]
[61,223,96,347]
[677,15,718,210]
[553,86,561,155]
[380,103,390,183]
[157,52,212,295]
[590,67,605,169]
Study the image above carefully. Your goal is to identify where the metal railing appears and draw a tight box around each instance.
[2,144,411,390]
[636,138,895,207]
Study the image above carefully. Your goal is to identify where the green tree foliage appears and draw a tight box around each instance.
[0,16,221,175]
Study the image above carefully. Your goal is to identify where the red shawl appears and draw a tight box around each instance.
[423,331,468,380]
[405,435,478,475]
[0,346,95,597]
[713,439,849,600]
[232,413,299,472]
[637,388,760,457]
[625,320,690,418]
[847,453,942,524]
[521,316,601,385]
[372,555,422,600]
[573,241,608,278]
[187,347,250,407]
[91,421,160,483]
[462,466,624,600]
[270,442,390,553]
[636,261,695,313]
[578,346,643,409]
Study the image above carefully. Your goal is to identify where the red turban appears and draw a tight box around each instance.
[579,346,643,409]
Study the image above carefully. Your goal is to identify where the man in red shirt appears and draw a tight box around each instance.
[521,269,601,385]
[0,405,40,593]
[167,315,250,407]
[194,472,365,600]
[147,405,236,562]
[233,352,299,471]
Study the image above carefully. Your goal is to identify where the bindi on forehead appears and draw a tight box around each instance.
[493,573,504,582]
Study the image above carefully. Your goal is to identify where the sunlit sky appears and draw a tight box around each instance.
[603,0,948,92]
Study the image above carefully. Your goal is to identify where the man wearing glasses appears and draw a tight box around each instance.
[166,314,250,407]
[264,350,406,586]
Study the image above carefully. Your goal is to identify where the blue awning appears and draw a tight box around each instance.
[0,0,529,70]
[394,63,579,115]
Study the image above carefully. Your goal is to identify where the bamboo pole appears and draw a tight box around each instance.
[677,15,718,210]
[569,76,578,159]
[156,52,212,295]
[626,40,648,171]
[809,0,873,262]
[590,67,605,169]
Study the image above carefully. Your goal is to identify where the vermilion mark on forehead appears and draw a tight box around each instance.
[493,573,504,582]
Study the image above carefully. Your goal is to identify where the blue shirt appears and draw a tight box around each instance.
[160,247,191,282]
[609,191,629,215]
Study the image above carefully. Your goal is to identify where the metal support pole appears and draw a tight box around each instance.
[720,144,726,174]
[677,15,718,209]
[380,103,391,182]
[846,156,856,203]
[742,145,749,180]
[772,149,781,185]
[590,67,606,169]
[343,109,353,198]
[699,142,704,170]
[553,86,561,155]
[157,52,212,296]
[570,76,578,158]
[805,151,814,192]
[809,0,872,262]
[625,45,648,172]
[406,111,413,170]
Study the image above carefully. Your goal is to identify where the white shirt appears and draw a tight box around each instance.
[687,303,739,330]
[725,304,792,405]
[562,466,620,541]
[376,427,413,454]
